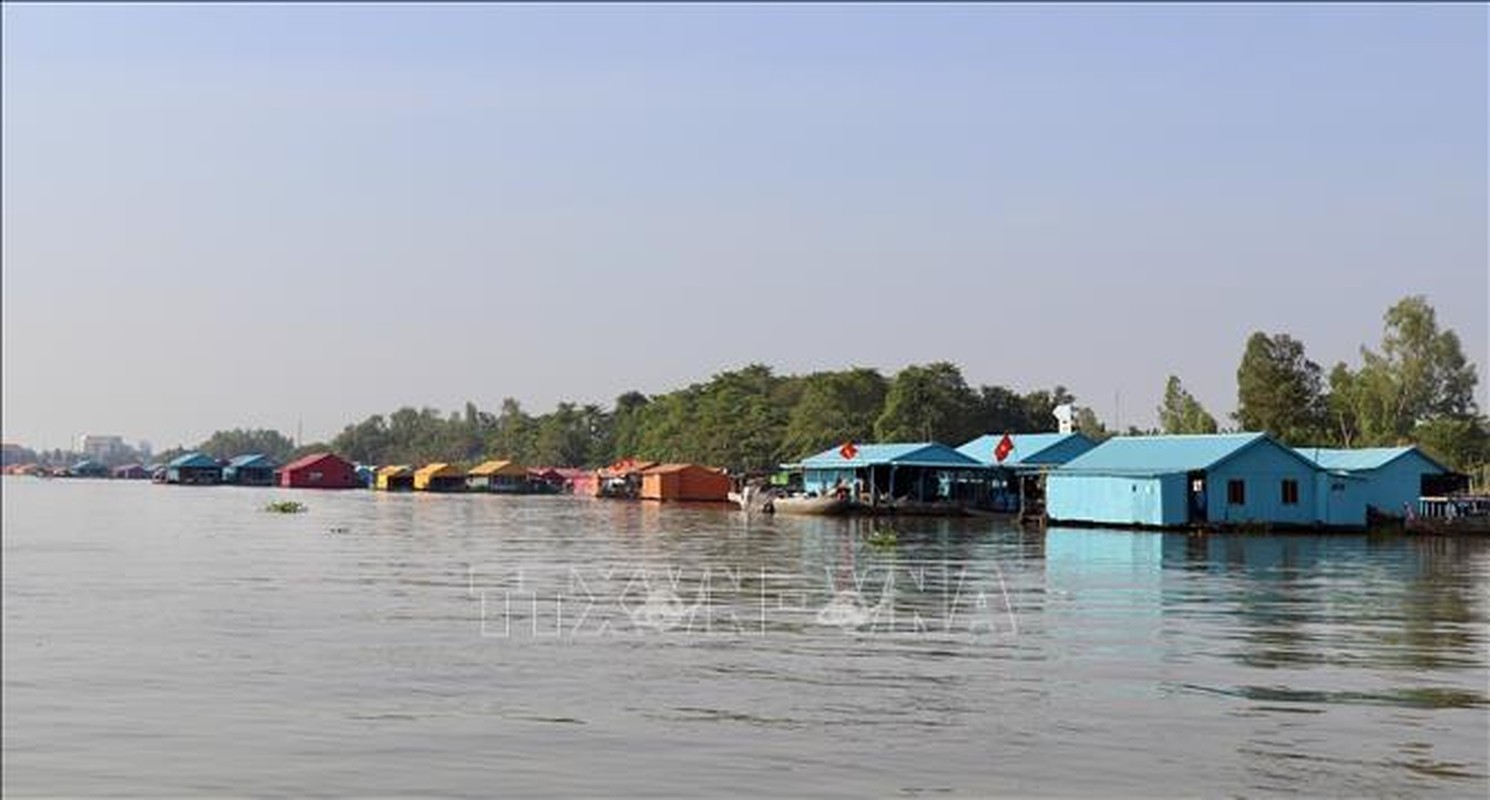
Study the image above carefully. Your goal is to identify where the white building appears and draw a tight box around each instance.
[76,434,126,462]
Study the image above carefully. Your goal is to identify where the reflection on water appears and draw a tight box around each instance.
[3,479,1487,797]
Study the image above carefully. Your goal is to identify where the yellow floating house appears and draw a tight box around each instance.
[467,459,529,493]
[414,462,465,492]
[376,465,414,491]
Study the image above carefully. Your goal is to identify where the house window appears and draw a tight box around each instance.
[309,471,323,482]
[1227,479,1246,506]
[1281,479,1299,505]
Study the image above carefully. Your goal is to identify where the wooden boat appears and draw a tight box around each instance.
[1405,496,1490,535]
[769,494,852,516]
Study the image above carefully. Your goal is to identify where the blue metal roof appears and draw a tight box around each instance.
[1295,446,1449,474]
[168,452,220,469]
[227,453,277,468]
[956,433,1093,466]
[796,442,982,469]
[1058,433,1307,476]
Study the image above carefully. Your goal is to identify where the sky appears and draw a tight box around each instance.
[2,3,1486,451]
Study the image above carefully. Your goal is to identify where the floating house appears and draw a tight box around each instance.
[526,468,566,493]
[223,454,278,486]
[467,459,529,493]
[599,458,658,498]
[112,463,150,480]
[413,462,465,492]
[68,459,110,478]
[552,467,598,496]
[166,453,223,485]
[957,432,1098,469]
[376,465,414,491]
[1295,446,1461,519]
[1047,433,1363,530]
[957,433,1098,513]
[638,463,731,502]
[789,443,986,508]
[279,452,360,489]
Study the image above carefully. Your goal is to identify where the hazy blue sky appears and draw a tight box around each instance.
[3,4,1485,451]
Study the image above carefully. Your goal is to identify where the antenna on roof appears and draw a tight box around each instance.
[1053,404,1074,434]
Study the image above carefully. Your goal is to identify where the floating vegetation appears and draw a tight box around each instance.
[264,500,307,514]
[867,527,899,549]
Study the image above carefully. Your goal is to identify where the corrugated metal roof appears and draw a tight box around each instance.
[281,452,341,472]
[1058,433,1286,475]
[377,465,412,477]
[641,463,725,475]
[168,452,219,469]
[956,433,1092,466]
[414,462,463,479]
[797,442,981,469]
[469,459,527,477]
[1294,446,1449,473]
[227,453,276,468]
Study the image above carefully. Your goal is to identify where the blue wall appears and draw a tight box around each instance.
[1359,452,1442,517]
[1205,443,1318,526]
[1313,473,1368,527]
[1047,473,1187,527]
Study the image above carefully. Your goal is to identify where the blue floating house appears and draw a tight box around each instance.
[789,443,985,505]
[68,459,110,478]
[1295,446,1458,519]
[166,452,223,485]
[958,432,1100,512]
[223,454,279,486]
[957,432,1098,469]
[1047,433,1365,529]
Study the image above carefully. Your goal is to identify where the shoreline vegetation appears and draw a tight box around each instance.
[8,296,1487,486]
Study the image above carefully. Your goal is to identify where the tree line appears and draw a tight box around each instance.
[140,294,1486,480]
[1156,295,1486,478]
[323,363,1102,474]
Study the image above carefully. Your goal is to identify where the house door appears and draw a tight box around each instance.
[1188,472,1208,524]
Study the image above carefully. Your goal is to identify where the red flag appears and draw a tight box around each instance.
[839,441,859,460]
[994,434,1014,463]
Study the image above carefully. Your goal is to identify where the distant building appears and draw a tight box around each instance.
[1,443,29,466]
[77,435,127,463]
[112,463,151,480]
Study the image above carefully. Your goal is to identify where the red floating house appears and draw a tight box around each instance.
[279,452,361,489]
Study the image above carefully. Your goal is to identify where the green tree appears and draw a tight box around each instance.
[1158,375,1219,434]
[1235,332,1326,443]
[780,368,889,459]
[874,362,981,442]
[196,428,296,461]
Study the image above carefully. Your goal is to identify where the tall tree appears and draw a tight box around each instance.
[1359,295,1480,440]
[1234,332,1326,443]
[780,368,889,459]
[874,362,981,443]
[1158,375,1219,434]
[197,428,296,462]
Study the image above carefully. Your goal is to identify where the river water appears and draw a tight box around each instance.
[3,477,1487,797]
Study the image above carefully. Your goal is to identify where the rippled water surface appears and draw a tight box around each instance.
[4,478,1488,796]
